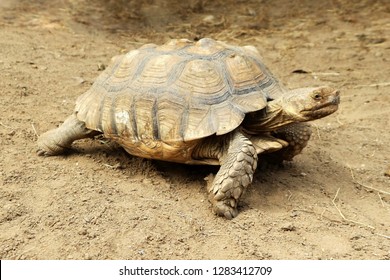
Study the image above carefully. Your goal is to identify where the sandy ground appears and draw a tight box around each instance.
[0,0,389,260]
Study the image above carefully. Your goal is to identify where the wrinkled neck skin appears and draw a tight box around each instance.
[243,99,295,133]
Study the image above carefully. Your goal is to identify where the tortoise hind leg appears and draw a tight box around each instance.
[37,113,99,156]
[206,130,258,219]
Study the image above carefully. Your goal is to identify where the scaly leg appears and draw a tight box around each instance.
[207,130,257,219]
[267,123,312,163]
[37,113,98,156]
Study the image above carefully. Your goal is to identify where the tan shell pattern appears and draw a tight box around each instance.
[75,38,284,145]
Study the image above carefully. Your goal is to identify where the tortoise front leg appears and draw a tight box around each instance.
[37,113,99,156]
[207,130,258,219]
[268,122,312,162]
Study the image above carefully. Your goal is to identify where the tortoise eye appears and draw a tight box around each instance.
[313,93,322,100]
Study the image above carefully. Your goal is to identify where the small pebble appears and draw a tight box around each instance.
[290,210,299,218]
[73,76,85,85]
[97,63,106,71]
[202,15,215,24]
[281,223,296,231]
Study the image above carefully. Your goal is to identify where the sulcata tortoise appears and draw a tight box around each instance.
[37,38,340,219]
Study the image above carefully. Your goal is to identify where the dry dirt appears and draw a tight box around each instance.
[0,0,389,260]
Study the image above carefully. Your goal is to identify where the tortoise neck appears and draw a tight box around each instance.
[243,99,295,133]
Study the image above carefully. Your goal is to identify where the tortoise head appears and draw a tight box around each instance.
[283,86,340,121]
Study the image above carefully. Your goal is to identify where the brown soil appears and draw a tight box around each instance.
[0,0,389,260]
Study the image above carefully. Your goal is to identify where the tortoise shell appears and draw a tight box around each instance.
[75,38,285,162]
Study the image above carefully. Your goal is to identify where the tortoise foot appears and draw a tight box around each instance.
[211,197,239,220]
[37,114,98,157]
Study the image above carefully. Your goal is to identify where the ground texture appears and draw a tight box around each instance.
[0,0,389,259]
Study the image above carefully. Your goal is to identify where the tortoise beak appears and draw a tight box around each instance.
[319,88,340,116]
[326,89,340,113]
[328,89,340,105]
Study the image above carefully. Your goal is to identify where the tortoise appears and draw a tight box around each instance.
[37,38,340,219]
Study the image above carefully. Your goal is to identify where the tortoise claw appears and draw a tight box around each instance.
[36,148,47,156]
[212,200,239,220]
